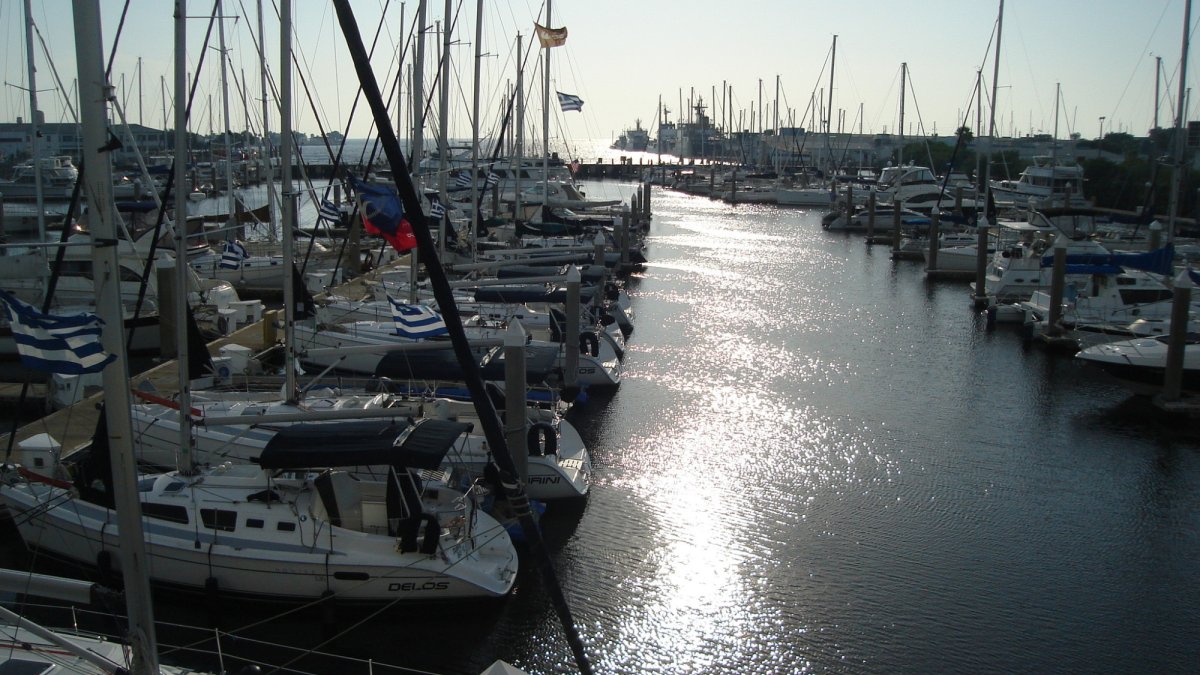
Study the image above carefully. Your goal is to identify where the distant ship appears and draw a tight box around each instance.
[611,119,650,152]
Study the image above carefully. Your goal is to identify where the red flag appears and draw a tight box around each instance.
[362,213,417,252]
[351,176,418,253]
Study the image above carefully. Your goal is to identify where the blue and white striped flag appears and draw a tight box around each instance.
[0,290,117,374]
[556,91,584,112]
[387,296,448,339]
[219,240,250,269]
[485,171,499,188]
[454,171,472,189]
[319,198,342,222]
[429,196,446,219]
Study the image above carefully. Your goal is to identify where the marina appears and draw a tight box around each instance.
[3,178,1200,673]
[2,0,1200,673]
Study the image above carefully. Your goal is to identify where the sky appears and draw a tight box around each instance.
[0,0,1194,153]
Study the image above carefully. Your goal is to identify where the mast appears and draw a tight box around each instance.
[975,69,984,191]
[138,56,144,124]
[898,62,907,167]
[515,33,524,223]
[281,0,298,401]
[408,0,426,303]
[73,1,160,671]
[174,0,194,472]
[257,0,276,241]
[217,0,237,237]
[656,94,662,167]
[438,0,452,261]
[1051,82,1060,163]
[983,0,1004,212]
[678,88,684,160]
[411,0,427,178]
[470,0,483,260]
[1167,0,1192,243]
[826,35,837,135]
[396,5,405,138]
[542,0,552,204]
[774,74,780,172]
[1155,55,1163,130]
[22,0,46,248]
[161,75,168,150]
[757,78,763,165]
[757,77,763,137]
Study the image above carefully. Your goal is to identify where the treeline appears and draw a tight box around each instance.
[900,128,1200,218]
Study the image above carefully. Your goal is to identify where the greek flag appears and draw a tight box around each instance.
[319,199,342,222]
[429,196,446,219]
[454,172,472,189]
[0,290,117,374]
[387,296,448,339]
[556,91,584,112]
[219,240,250,269]
[485,171,500,188]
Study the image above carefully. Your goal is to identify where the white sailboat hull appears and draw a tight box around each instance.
[0,468,517,602]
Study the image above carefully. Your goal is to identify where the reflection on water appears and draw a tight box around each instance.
[559,185,1200,673]
[4,180,1200,673]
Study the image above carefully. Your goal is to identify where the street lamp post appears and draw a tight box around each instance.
[1099,116,1106,140]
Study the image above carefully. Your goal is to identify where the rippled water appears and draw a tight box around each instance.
[533,185,1200,674]
[6,181,1200,674]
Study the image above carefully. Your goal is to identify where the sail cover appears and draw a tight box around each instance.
[257,418,472,470]
[1040,245,1174,276]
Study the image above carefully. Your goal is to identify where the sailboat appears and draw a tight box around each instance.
[0,0,517,607]
[2,416,518,601]
[125,389,591,500]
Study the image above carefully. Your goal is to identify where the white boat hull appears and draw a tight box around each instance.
[0,468,517,602]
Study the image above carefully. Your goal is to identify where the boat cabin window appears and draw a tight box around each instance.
[1119,289,1173,304]
[200,508,237,532]
[246,518,265,529]
[56,260,94,280]
[54,259,142,283]
[141,502,189,524]
[277,521,296,532]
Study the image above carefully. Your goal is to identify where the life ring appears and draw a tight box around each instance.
[527,422,558,456]
[578,331,600,357]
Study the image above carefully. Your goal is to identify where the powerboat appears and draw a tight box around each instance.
[1018,268,1185,336]
[991,155,1092,209]
[1076,333,1200,395]
[969,217,1112,302]
[0,156,79,201]
[822,205,930,233]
